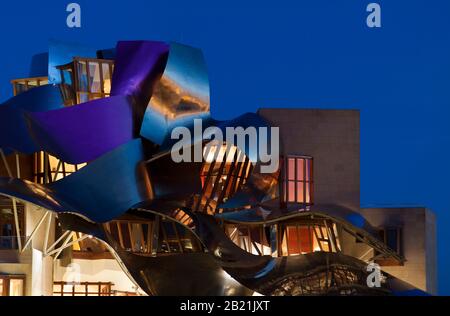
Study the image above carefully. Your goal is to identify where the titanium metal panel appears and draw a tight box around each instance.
[111,40,169,134]
[140,42,210,145]
[27,95,134,164]
[0,84,64,154]
[0,139,150,222]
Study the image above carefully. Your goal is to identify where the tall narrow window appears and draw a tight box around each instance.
[379,227,402,255]
[0,198,25,250]
[282,156,313,204]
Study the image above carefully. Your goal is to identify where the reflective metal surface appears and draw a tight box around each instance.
[0,139,150,222]
[0,84,64,154]
[214,202,403,262]
[0,38,427,296]
[111,41,169,135]
[140,42,210,145]
[26,95,134,164]
[225,252,423,296]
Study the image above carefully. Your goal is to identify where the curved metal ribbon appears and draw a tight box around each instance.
[26,95,134,164]
[140,42,210,145]
[0,84,64,154]
[0,38,425,296]
[0,139,150,222]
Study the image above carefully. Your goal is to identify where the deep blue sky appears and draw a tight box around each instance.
[0,0,449,294]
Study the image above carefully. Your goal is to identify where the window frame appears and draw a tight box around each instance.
[378,226,403,256]
[0,198,26,250]
[281,155,314,205]
[0,275,26,296]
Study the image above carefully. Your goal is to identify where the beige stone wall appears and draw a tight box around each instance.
[258,108,360,211]
[361,207,437,294]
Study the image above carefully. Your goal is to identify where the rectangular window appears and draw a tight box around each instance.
[199,144,253,214]
[379,227,402,255]
[0,198,25,250]
[10,77,48,96]
[282,156,313,204]
[104,217,201,255]
[0,276,25,296]
[278,221,340,256]
[57,57,114,105]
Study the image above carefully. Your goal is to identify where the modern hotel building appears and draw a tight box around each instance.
[0,40,437,296]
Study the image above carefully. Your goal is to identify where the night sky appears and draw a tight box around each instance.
[0,0,449,294]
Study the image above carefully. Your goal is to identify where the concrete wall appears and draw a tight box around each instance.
[0,202,56,295]
[361,207,437,295]
[258,108,360,211]
[0,250,53,296]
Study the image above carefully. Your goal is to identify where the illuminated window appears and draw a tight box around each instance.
[105,216,202,255]
[57,57,114,105]
[278,221,340,256]
[224,224,272,256]
[0,198,25,250]
[282,156,313,204]
[53,281,112,296]
[10,77,48,96]
[0,276,25,296]
[197,144,253,214]
[33,151,87,184]
[224,220,341,257]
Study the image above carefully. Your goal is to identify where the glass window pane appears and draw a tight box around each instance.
[299,226,312,253]
[64,162,77,174]
[78,92,89,103]
[296,158,304,181]
[305,159,311,181]
[288,181,295,202]
[102,63,111,94]
[287,158,295,180]
[62,70,73,85]
[305,181,311,203]
[296,181,304,202]
[287,226,300,255]
[77,61,88,92]
[89,62,101,93]
[386,229,398,252]
[9,279,24,296]
[131,223,144,251]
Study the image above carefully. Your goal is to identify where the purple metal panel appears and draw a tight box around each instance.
[26,95,134,164]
